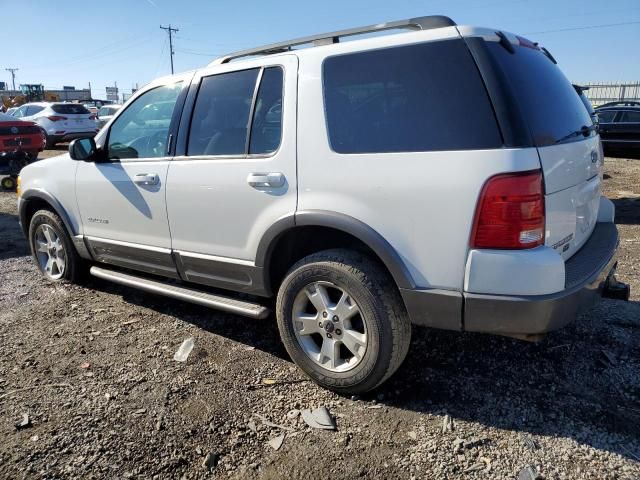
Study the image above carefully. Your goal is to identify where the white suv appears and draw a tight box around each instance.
[12,102,98,148]
[17,16,628,393]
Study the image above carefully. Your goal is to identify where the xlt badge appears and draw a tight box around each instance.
[87,217,109,224]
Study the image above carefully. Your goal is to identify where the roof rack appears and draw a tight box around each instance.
[596,100,640,109]
[209,15,456,65]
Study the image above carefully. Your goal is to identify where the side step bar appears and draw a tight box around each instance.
[90,266,270,319]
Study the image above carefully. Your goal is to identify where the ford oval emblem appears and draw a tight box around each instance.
[10,126,18,134]
[591,150,598,164]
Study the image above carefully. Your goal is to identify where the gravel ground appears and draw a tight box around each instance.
[0,153,639,479]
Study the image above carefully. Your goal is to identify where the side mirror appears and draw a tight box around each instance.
[69,137,97,161]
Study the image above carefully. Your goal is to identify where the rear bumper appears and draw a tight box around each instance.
[402,221,620,335]
[49,132,96,143]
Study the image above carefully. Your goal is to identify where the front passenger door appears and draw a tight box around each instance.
[76,78,189,278]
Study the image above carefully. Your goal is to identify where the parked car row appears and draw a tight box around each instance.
[0,112,46,190]
[6,102,122,148]
[595,101,640,156]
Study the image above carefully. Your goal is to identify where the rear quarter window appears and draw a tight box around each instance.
[52,104,90,115]
[322,39,502,154]
[484,42,593,146]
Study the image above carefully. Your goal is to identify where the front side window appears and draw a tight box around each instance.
[188,69,259,156]
[13,106,27,118]
[98,107,110,117]
[323,39,502,154]
[107,82,183,160]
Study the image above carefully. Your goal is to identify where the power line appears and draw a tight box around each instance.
[160,24,179,74]
[5,68,18,90]
[524,20,640,35]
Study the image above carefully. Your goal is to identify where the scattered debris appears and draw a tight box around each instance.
[518,466,543,480]
[202,452,218,471]
[286,409,300,420]
[262,378,277,385]
[132,408,147,416]
[173,338,194,362]
[0,383,73,401]
[521,434,539,450]
[464,463,485,473]
[268,434,285,451]
[452,437,465,452]
[15,413,31,430]
[442,415,454,433]
[407,431,417,441]
[80,362,91,369]
[247,420,257,433]
[254,414,295,432]
[480,457,492,472]
[301,407,336,431]
[30,435,39,442]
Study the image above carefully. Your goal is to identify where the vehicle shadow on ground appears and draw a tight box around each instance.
[613,197,640,225]
[85,272,640,462]
[0,212,29,260]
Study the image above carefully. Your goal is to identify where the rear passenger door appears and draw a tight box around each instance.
[166,55,297,293]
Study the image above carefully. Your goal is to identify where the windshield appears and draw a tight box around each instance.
[486,42,594,146]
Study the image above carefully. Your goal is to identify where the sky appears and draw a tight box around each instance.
[1,0,639,100]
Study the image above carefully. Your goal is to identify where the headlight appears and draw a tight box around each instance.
[16,176,21,198]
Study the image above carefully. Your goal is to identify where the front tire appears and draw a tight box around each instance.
[1,176,16,190]
[28,209,85,283]
[276,249,411,394]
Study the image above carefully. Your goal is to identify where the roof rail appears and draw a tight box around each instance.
[209,15,456,65]
[595,100,640,109]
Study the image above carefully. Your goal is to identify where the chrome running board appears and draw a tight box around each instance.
[90,266,270,319]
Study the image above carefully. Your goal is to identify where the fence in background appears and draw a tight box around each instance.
[579,82,640,107]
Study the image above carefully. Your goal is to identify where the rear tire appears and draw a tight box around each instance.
[276,249,411,394]
[1,176,16,191]
[28,209,86,283]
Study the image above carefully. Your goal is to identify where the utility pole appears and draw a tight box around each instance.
[5,68,18,90]
[160,24,179,74]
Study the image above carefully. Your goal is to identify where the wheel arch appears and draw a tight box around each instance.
[257,210,416,295]
[19,189,77,238]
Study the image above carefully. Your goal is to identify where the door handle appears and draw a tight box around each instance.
[247,172,285,188]
[133,173,159,185]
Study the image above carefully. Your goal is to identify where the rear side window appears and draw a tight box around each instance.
[322,39,502,154]
[188,69,259,156]
[485,42,593,146]
[249,67,283,154]
[620,110,640,123]
[52,104,90,115]
[596,110,617,123]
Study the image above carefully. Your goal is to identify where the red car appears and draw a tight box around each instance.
[0,112,45,190]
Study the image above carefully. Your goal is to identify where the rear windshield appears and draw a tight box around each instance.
[486,42,593,146]
[51,104,90,115]
[323,39,502,154]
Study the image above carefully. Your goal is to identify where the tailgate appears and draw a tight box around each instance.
[539,136,603,260]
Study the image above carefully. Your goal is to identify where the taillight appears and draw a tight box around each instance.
[47,115,67,122]
[470,170,545,249]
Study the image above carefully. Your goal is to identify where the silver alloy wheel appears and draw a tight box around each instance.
[292,281,368,372]
[34,224,66,280]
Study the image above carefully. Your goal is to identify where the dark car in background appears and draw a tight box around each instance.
[595,101,640,157]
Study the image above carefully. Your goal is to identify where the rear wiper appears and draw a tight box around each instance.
[554,124,596,144]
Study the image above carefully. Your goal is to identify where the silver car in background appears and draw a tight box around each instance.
[96,104,122,128]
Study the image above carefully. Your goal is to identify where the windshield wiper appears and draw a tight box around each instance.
[555,124,596,144]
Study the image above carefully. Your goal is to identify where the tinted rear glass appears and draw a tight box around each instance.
[323,39,502,154]
[52,104,90,114]
[485,43,593,146]
[620,110,640,122]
